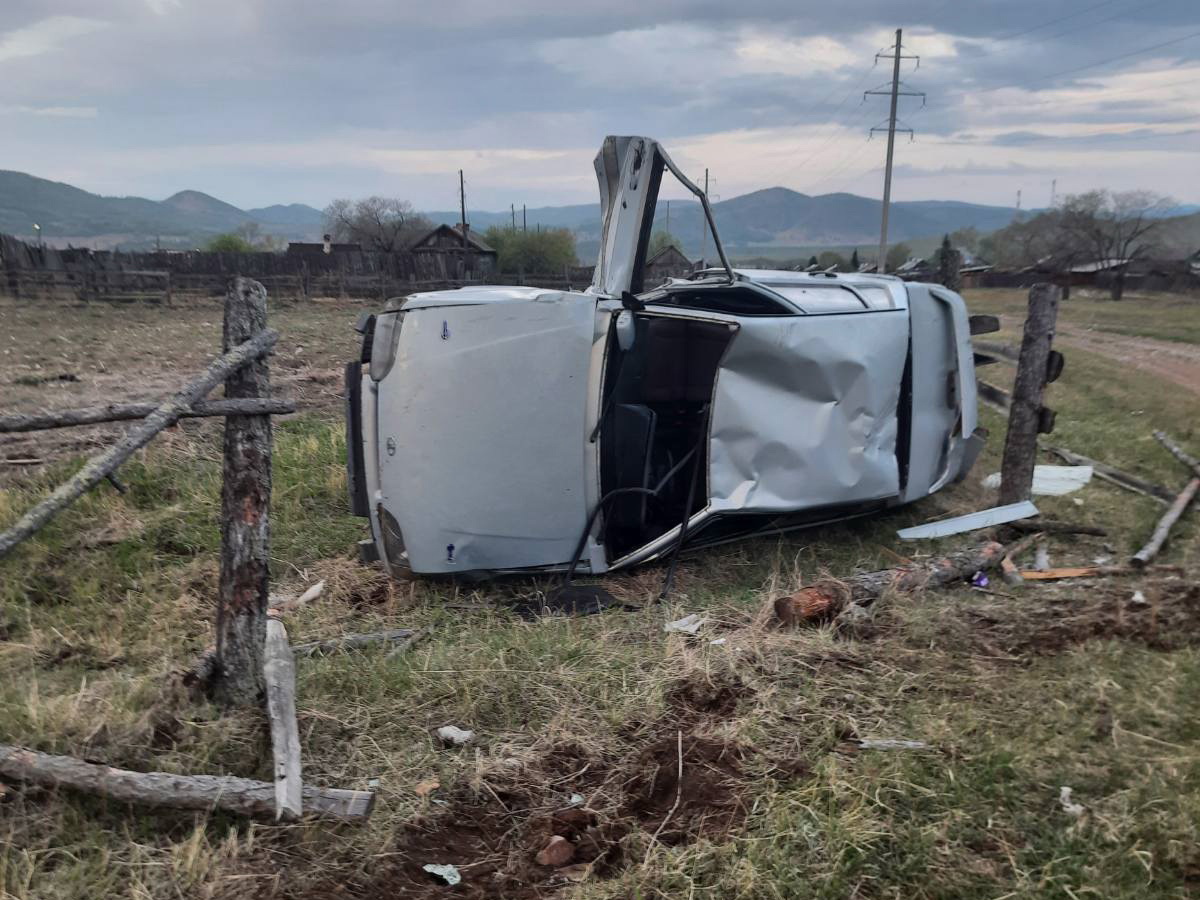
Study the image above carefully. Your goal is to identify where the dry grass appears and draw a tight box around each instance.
[2,291,1200,899]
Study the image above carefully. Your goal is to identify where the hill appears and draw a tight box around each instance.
[0,171,325,248]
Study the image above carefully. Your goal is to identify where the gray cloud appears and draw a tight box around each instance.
[1,0,1196,208]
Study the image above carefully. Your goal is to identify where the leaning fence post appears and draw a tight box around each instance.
[214,277,273,707]
[998,282,1062,505]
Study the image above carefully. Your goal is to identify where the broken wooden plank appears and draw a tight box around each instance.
[774,542,1007,625]
[1046,447,1173,505]
[1131,477,1200,568]
[972,339,1020,362]
[977,380,1011,410]
[0,328,279,560]
[292,629,419,658]
[897,501,1038,540]
[1019,565,1181,580]
[0,398,296,434]
[263,612,302,820]
[0,744,373,821]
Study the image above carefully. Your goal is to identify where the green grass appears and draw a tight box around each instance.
[964,287,1200,345]
[2,296,1199,899]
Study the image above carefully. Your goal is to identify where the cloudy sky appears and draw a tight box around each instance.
[2,0,1197,211]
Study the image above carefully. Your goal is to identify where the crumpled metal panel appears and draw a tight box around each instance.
[708,312,908,512]
[375,291,597,573]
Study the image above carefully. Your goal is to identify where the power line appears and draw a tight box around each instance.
[990,0,1125,42]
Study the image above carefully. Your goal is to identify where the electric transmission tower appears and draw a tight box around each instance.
[864,29,924,273]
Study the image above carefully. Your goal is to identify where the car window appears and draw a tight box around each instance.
[648,287,793,317]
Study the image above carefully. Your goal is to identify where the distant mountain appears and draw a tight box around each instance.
[247,203,326,227]
[0,171,324,248]
[433,187,1023,261]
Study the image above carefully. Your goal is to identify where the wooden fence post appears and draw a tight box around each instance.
[214,277,273,707]
[999,282,1061,505]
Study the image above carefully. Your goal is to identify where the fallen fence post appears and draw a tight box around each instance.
[264,610,302,820]
[0,398,296,434]
[214,277,273,708]
[999,283,1061,505]
[773,542,1007,626]
[1047,446,1173,504]
[1132,432,1200,567]
[0,744,373,821]
[0,328,278,560]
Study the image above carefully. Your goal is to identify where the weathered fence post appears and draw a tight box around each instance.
[999,282,1061,505]
[214,277,273,707]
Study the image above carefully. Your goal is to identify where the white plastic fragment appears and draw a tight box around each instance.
[423,863,462,886]
[1059,786,1084,817]
[709,637,727,646]
[664,613,705,635]
[435,725,475,746]
[856,739,930,751]
[566,793,585,807]
[982,466,1093,496]
[897,501,1039,540]
[1130,590,1147,605]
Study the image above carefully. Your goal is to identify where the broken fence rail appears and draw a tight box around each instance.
[0,398,295,433]
[0,744,373,822]
[0,328,279,560]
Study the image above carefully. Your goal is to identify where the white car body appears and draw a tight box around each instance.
[345,136,985,578]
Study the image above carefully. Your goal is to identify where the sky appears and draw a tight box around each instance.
[2,0,1198,212]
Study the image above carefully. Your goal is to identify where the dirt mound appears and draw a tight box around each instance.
[961,581,1200,657]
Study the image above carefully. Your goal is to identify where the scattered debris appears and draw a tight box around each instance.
[983,465,1092,496]
[1131,590,1148,605]
[897,501,1038,540]
[856,739,930,751]
[566,793,585,807]
[270,579,325,615]
[435,725,476,747]
[414,779,440,799]
[535,835,576,867]
[971,571,990,588]
[664,613,705,635]
[1035,542,1051,572]
[1020,566,1145,580]
[1132,431,1200,567]
[421,864,462,886]
[1059,786,1085,818]
[709,637,727,646]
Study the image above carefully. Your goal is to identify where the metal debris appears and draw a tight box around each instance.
[897,501,1039,540]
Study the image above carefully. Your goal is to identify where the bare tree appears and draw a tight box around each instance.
[1059,190,1172,300]
[323,197,432,254]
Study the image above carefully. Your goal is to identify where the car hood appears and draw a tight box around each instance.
[375,289,600,573]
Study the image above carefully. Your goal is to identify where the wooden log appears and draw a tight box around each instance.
[263,612,302,820]
[773,542,1006,626]
[0,328,278,560]
[0,744,373,821]
[1007,518,1108,536]
[0,398,296,434]
[1152,430,1200,477]
[1047,446,1173,505]
[999,283,1061,505]
[1131,477,1200,568]
[977,380,1011,411]
[999,532,1041,588]
[972,340,1020,363]
[214,278,273,708]
[293,628,419,658]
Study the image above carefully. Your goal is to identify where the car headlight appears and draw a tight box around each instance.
[369,311,403,382]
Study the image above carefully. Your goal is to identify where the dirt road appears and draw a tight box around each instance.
[1054,323,1200,398]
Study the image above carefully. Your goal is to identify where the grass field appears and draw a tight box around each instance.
[1,290,1198,899]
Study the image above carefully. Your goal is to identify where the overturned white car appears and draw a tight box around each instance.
[345,136,986,579]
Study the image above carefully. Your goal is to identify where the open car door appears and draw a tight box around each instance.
[590,136,734,298]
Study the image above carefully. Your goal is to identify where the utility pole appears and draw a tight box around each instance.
[1050,178,1057,206]
[1015,189,1023,220]
[865,29,922,273]
[699,169,709,264]
[665,200,670,236]
[522,204,526,232]
[458,169,468,249]
[511,203,516,230]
